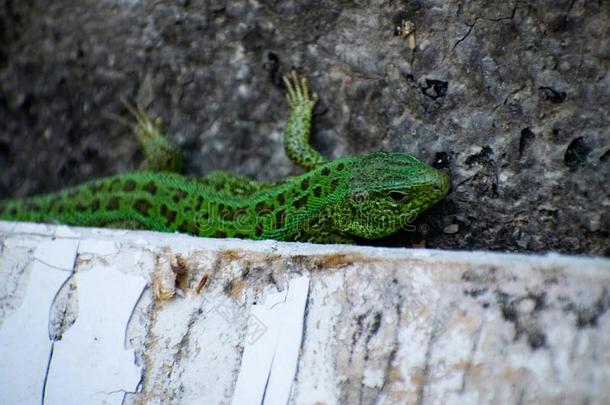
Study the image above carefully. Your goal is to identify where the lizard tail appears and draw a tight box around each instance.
[0,193,70,224]
[0,174,178,231]
[0,179,118,226]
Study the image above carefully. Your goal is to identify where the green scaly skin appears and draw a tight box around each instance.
[0,72,450,244]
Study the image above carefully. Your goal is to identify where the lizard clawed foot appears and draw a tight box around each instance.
[102,100,164,144]
[120,99,165,145]
[104,99,183,173]
[282,71,317,109]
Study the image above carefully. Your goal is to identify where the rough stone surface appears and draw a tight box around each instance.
[0,0,609,254]
[1,222,610,404]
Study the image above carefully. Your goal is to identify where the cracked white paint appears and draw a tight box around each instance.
[1,221,610,404]
[292,272,344,404]
[0,239,76,404]
[0,229,145,405]
[232,276,310,405]
[44,264,145,405]
[33,239,80,270]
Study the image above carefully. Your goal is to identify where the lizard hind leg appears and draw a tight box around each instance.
[204,171,272,198]
[120,100,185,173]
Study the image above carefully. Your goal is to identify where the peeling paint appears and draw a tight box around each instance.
[0,240,75,403]
[45,264,146,405]
[232,276,310,405]
[1,222,610,404]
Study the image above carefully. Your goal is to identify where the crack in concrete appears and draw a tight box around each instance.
[292,277,312,388]
[453,19,479,50]
[41,342,54,405]
[454,1,518,50]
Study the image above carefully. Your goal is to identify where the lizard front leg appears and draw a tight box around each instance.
[282,71,327,171]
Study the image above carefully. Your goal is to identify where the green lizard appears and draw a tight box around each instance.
[0,72,449,244]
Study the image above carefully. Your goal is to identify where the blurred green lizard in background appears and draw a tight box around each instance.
[0,72,449,243]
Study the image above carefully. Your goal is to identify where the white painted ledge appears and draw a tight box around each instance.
[0,220,609,404]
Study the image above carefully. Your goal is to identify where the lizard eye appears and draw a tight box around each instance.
[388,191,409,203]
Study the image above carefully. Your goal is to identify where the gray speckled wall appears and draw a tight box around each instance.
[0,0,608,253]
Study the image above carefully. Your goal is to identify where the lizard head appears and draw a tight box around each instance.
[329,152,450,239]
